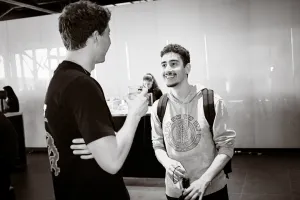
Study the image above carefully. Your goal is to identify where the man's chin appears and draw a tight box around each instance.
[166,82,178,87]
[95,58,105,64]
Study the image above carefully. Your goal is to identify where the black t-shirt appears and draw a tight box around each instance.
[44,61,130,200]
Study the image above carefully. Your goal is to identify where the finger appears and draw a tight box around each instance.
[174,170,185,179]
[169,172,180,183]
[169,168,180,180]
[72,138,85,143]
[169,165,181,175]
[191,192,200,200]
[80,155,94,159]
[184,189,195,200]
[168,166,175,174]
[174,168,184,176]
[177,163,186,173]
[70,144,87,150]
[168,168,175,176]
[170,166,183,177]
[198,192,204,200]
[169,174,179,183]
[177,167,186,174]
[183,186,193,196]
[139,87,148,96]
[170,163,181,171]
[173,163,186,177]
[73,150,90,155]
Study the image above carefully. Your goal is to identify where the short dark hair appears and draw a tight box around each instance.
[59,1,111,50]
[160,44,190,67]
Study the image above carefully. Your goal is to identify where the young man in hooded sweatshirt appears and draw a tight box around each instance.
[70,44,236,200]
[151,44,236,200]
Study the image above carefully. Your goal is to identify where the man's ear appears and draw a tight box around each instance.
[185,63,191,75]
[92,30,100,43]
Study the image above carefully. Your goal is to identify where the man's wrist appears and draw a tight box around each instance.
[199,174,212,186]
[127,112,141,123]
[162,157,172,169]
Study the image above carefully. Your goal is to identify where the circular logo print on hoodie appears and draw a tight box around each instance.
[165,114,201,152]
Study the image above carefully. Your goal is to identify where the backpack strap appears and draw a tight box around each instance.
[202,88,216,134]
[157,94,169,150]
[157,94,169,128]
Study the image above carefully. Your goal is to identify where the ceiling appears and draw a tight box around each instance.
[0,0,154,21]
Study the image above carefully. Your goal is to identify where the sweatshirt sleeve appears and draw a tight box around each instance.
[151,101,166,151]
[212,98,236,158]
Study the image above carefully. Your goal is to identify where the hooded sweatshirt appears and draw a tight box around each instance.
[151,84,236,198]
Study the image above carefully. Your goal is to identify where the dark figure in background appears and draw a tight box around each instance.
[0,112,18,199]
[3,86,19,113]
[143,73,163,103]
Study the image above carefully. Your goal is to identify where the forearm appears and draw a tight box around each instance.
[114,114,141,169]
[154,148,171,168]
[200,154,231,182]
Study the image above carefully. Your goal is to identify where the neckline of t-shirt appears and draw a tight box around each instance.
[59,60,91,76]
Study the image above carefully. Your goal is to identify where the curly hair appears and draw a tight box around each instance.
[59,1,111,50]
[160,44,190,67]
[143,73,159,90]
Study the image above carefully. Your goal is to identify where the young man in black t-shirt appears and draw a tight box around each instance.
[44,2,149,200]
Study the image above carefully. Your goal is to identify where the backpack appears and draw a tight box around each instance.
[157,88,232,178]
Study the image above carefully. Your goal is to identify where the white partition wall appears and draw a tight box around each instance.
[0,0,299,148]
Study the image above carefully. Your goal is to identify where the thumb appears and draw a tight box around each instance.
[176,161,184,168]
[177,162,187,173]
[139,87,148,97]
[124,95,130,104]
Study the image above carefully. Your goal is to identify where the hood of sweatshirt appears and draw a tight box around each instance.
[167,83,206,104]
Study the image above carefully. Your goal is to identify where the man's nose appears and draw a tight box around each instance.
[164,64,173,73]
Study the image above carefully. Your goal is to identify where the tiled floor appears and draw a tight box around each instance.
[10,152,300,200]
